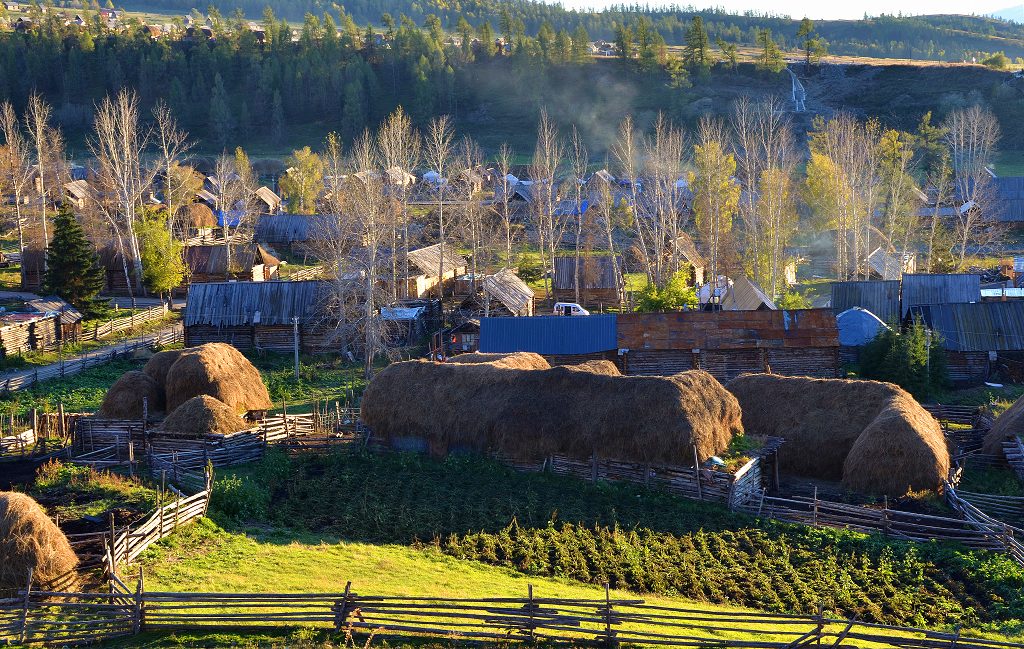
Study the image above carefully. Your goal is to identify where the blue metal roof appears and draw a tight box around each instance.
[480,315,617,355]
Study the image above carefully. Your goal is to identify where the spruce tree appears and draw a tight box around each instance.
[42,207,104,313]
[683,16,710,71]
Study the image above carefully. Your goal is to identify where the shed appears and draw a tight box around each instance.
[183,244,280,285]
[993,174,1024,222]
[255,214,323,255]
[184,280,332,352]
[670,233,706,286]
[404,243,468,298]
[721,276,776,311]
[27,297,84,342]
[552,255,622,307]
[910,301,1024,384]
[381,306,427,345]
[900,273,980,317]
[831,280,901,325]
[865,247,916,280]
[63,179,96,210]
[440,318,480,355]
[836,307,888,347]
[617,309,840,381]
[482,268,534,316]
[255,186,283,214]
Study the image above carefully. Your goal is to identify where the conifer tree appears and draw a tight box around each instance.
[43,207,105,312]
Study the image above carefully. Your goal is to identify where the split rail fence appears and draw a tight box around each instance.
[89,304,170,341]
[3,580,1023,649]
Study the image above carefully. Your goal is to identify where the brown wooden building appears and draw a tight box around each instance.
[617,309,840,382]
[183,244,280,286]
[552,254,623,307]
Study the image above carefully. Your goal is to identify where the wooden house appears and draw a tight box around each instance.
[405,244,468,298]
[183,244,280,285]
[20,248,45,293]
[180,203,218,240]
[255,214,324,257]
[380,305,427,345]
[552,255,623,307]
[255,186,283,214]
[98,246,138,295]
[437,318,480,356]
[909,301,1024,384]
[617,309,840,382]
[0,312,58,356]
[63,179,96,211]
[184,280,334,352]
[900,273,980,317]
[670,233,706,287]
[831,280,901,325]
[27,297,83,342]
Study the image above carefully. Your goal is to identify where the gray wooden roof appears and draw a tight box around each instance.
[721,276,776,311]
[255,214,324,243]
[482,268,534,316]
[184,280,328,327]
[831,280,900,324]
[553,255,620,290]
[406,244,468,277]
[900,273,980,317]
[911,301,1024,352]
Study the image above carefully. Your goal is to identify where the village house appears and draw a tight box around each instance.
[182,244,280,287]
[720,276,777,311]
[404,243,468,299]
[552,254,623,307]
[481,268,535,316]
[909,301,1024,384]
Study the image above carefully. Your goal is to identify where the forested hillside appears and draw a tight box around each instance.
[120,0,1024,62]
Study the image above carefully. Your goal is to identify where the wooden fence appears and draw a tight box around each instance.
[89,304,169,341]
[1005,436,1024,481]
[4,580,1023,649]
[0,325,183,395]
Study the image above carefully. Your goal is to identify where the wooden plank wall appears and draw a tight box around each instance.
[617,310,839,351]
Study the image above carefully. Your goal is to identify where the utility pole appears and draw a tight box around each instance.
[292,316,299,380]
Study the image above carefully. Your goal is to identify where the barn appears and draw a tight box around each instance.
[405,244,468,299]
[552,255,623,307]
[831,280,901,325]
[909,301,1024,384]
[617,310,840,382]
[900,273,980,317]
[183,244,281,284]
[184,280,335,352]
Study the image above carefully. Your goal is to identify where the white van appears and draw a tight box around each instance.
[553,302,590,316]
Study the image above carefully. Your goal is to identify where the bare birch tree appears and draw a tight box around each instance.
[568,126,588,305]
[456,136,486,296]
[25,93,60,269]
[493,143,517,267]
[529,109,563,303]
[424,115,455,302]
[211,149,259,280]
[612,115,651,284]
[641,113,687,288]
[945,105,1002,269]
[90,89,156,294]
[377,107,420,300]
[152,101,193,237]
[0,103,34,285]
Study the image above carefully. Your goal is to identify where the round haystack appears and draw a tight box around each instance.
[180,202,216,229]
[982,395,1024,455]
[161,395,250,437]
[0,492,79,594]
[727,374,949,496]
[361,361,741,465]
[142,349,186,393]
[164,343,273,414]
[449,352,551,370]
[98,371,163,418]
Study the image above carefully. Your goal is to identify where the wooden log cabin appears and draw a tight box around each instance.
[617,310,840,382]
[184,280,335,352]
[183,244,280,286]
[552,254,623,308]
[404,244,468,299]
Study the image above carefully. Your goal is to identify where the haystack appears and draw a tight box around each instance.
[164,343,273,414]
[361,361,741,465]
[98,371,163,418]
[982,395,1024,455]
[161,395,250,437]
[449,352,551,370]
[727,374,949,496]
[564,360,621,376]
[0,492,79,594]
[142,349,186,393]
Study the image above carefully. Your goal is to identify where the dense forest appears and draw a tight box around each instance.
[116,0,1024,61]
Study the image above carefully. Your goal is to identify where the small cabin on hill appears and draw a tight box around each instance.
[184,280,333,352]
[552,255,623,307]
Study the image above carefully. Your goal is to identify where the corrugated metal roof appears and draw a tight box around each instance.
[480,314,617,355]
[553,255,620,291]
[482,268,534,316]
[911,301,1024,352]
[721,276,776,311]
[831,280,901,324]
[901,273,980,316]
[406,244,468,278]
[184,280,327,327]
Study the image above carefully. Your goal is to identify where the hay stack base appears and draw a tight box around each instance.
[727,374,949,497]
[161,395,251,438]
[449,352,551,370]
[99,371,163,418]
[982,395,1024,455]
[164,343,273,414]
[0,492,79,594]
[362,360,742,466]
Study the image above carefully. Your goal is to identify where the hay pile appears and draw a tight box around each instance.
[160,395,250,437]
[564,360,621,376]
[164,343,273,414]
[727,374,949,496]
[982,395,1024,455]
[449,352,551,370]
[98,371,163,418]
[361,361,741,465]
[142,349,186,393]
[0,492,79,594]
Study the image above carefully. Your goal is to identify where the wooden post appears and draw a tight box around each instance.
[693,445,703,501]
[527,584,536,641]
[334,581,352,632]
[757,488,766,517]
[603,582,615,649]
[108,513,118,578]
[282,398,290,436]
[58,402,65,441]
[18,567,32,644]
[30,408,37,440]
[882,496,890,536]
[135,568,145,634]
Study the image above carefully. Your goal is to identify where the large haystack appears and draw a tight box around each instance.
[449,352,551,370]
[727,374,949,496]
[361,361,741,465]
[164,343,273,414]
[98,371,163,418]
[982,395,1024,455]
[161,395,250,437]
[0,492,79,594]
[142,349,186,393]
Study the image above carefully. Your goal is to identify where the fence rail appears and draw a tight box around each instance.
[3,582,1022,649]
[89,305,170,341]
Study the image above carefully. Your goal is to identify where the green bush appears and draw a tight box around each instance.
[211,474,271,523]
[634,271,698,312]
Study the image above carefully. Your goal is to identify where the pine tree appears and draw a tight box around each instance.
[42,207,104,312]
[683,16,710,71]
[209,73,232,148]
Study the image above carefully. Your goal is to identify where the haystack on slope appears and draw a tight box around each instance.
[727,374,948,495]
[449,352,551,370]
[99,371,163,418]
[362,361,741,465]
[143,349,186,393]
[164,343,272,414]
[982,395,1024,455]
[0,492,79,594]
[564,360,621,376]
[161,395,250,437]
